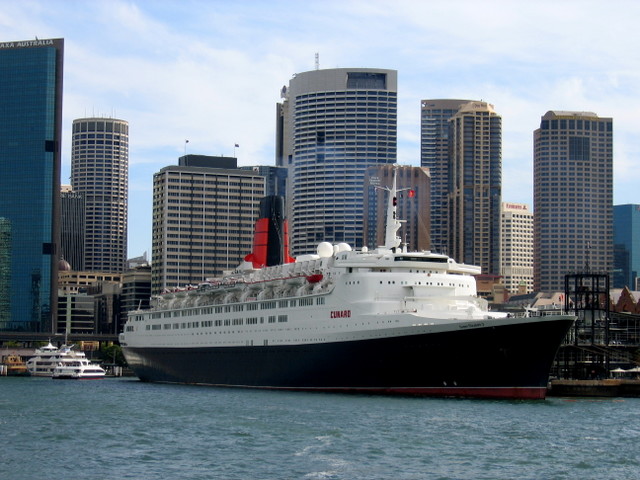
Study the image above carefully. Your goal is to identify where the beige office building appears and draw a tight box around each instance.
[151,159,264,294]
[500,202,533,294]
[448,101,502,275]
[533,111,613,292]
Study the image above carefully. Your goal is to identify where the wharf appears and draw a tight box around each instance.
[548,379,640,398]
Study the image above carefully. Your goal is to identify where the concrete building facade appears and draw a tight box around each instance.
[500,202,533,294]
[151,158,264,294]
[420,99,474,255]
[276,68,397,255]
[71,117,129,273]
[533,111,613,292]
[448,101,502,275]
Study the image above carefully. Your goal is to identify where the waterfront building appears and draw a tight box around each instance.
[58,270,122,295]
[364,165,430,251]
[420,99,474,255]
[533,111,613,292]
[613,204,640,289]
[500,202,533,294]
[60,185,85,271]
[0,38,64,332]
[276,68,397,256]
[151,156,264,294]
[71,117,129,273]
[57,292,95,335]
[57,266,122,335]
[448,101,502,275]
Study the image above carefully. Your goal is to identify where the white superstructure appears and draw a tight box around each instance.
[121,167,501,351]
[26,342,96,377]
[52,358,106,379]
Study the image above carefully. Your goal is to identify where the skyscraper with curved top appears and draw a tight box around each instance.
[276,68,397,256]
[448,101,502,275]
[71,117,128,273]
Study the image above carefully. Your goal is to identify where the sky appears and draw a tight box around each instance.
[3,0,640,258]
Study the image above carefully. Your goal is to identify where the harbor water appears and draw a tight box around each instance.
[1,377,639,479]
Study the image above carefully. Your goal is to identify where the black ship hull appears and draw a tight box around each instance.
[123,316,574,399]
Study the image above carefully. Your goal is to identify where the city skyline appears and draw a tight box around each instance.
[4,0,640,257]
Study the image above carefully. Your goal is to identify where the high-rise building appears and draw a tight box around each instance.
[276,68,397,256]
[0,38,64,332]
[151,156,264,294]
[420,99,474,255]
[240,165,288,198]
[120,265,151,326]
[500,202,533,294]
[613,204,640,289]
[364,165,430,251]
[71,117,128,273]
[533,111,613,292]
[448,101,502,275]
[60,185,85,271]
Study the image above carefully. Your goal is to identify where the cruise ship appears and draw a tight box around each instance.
[120,170,574,399]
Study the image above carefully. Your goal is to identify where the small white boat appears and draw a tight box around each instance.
[52,359,106,379]
[26,342,101,377]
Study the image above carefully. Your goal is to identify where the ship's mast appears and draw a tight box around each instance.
[384,167,403,250]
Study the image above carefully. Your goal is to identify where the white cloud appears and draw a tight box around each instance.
[6,0,640,255]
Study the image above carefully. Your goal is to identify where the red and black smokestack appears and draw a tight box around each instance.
[245,196,295,268]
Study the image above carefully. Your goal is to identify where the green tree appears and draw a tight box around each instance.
[100,344,127,366]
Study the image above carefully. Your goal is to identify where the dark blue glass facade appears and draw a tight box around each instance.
[613,204,640,289]
[0,39,63,331]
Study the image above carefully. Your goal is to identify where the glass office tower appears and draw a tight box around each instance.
[0,38,64,332]
[276,68,397,256]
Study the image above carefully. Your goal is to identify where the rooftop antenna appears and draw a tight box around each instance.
[315,53,319,70]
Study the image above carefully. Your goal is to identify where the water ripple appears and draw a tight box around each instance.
[1,378,640,479]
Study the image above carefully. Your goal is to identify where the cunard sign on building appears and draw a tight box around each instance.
[0,38,59,49]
